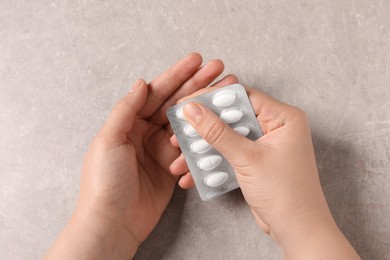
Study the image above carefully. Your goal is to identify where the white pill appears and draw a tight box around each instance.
[176,107,185,120]
[233,125,250,136]
[190,139,212,154]
[183,124,198,137]
[197,155,222,171]
[212,90,237,107]
[204,171,229,187]
[220,108,243,123]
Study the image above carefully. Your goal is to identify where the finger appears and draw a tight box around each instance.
[169,154,189,175]
[169,135,180,148]
[148,59,225,125]
[99,79,148,146]
[176,74,238,104]
[178,172,195,189]
[210,74,239,87]
[245,87,287,115]
[177,86,221,103]
[144,129,182,171]
[183,102,256,167]
[139,53,203,118]
[245,87,297,134]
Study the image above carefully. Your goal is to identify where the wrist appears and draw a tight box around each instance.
[46,207,139,260]
[269,206,359,259]
[72,207,139,259]
[271,206,336,249]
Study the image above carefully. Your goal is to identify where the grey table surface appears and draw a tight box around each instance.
[1,1,389,259]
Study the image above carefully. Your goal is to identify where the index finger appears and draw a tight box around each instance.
[138,53,203,118]
[246,87,307,134]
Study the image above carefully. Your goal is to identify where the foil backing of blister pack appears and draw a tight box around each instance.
[167,84,263,201]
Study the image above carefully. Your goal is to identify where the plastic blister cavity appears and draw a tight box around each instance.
[167,84,263,201]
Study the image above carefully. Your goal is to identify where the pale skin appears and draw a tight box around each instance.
[171,87,361,259]
[46,53,360,259]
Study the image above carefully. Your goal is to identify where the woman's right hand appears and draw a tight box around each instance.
[169,86,360,259]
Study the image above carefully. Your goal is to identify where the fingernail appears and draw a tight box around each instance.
[129,79,143,92]
[184,103,203,123]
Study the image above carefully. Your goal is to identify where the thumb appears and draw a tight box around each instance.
[99,79,148,145]
[183,102,255,166]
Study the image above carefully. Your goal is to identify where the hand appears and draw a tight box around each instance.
[46,53,239,259]
[170,86,360,259]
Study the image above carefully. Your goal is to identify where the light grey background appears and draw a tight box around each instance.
[1,1,389,259]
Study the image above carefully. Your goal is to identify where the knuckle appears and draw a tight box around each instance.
[92,133,113,151]
[204,119,226,145]
[116,97,127,107]
[187,75,201,88]
[288,106,308,122]
[294,107,306,117]
[295,107,309,122]
[112,99,126,114]
[150,89,166,103]
[232,144,259,170]
[116,97,132,109]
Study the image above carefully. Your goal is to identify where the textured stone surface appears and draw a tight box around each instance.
[1,0,389,259]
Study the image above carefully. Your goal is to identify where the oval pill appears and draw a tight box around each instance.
[212,90,237,107]
[197,155,223,170]
[183,124,198,137]
[190,139,212,154]
[204,171,229,187]
[176,107,185,120]
[220,108,243,123]
[233,125,250,136]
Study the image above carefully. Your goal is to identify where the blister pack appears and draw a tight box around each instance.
[167,84,263,201]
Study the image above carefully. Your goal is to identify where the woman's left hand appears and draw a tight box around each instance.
[45,53,238,259]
